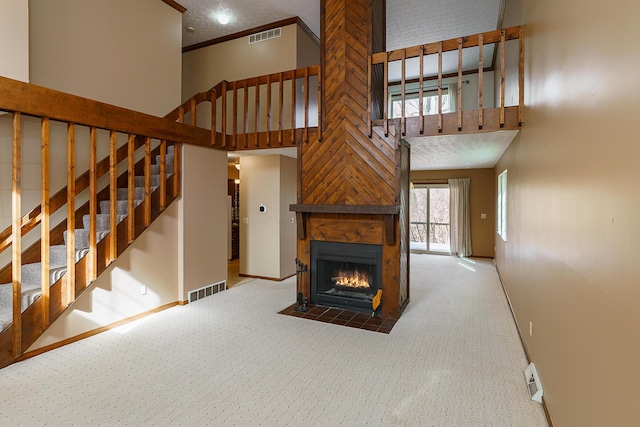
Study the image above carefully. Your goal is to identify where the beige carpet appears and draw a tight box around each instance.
[0,255,547,426]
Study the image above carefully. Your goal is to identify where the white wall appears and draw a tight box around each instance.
[29,201,180,349]
[495,0,640,424]
[0,1,29,82]
[178,144,228,300]
[239,155,296,279]
[29,0,181,117]
[279,156,297,277]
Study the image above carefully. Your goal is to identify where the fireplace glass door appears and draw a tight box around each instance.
[310,241,382,312]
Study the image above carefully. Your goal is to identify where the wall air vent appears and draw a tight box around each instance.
[188,281,227,303]
[249,27,281,44]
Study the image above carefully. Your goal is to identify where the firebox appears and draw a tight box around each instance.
[310,241,383,312]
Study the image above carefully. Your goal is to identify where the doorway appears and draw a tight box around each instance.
[410,184,451,254]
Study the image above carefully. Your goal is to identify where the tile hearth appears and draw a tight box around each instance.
[278,304,397,334]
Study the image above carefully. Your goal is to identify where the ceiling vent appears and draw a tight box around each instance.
[249,27,281,44]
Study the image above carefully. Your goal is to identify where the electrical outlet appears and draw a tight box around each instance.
[141,285,147,295]
[529,321,533,336]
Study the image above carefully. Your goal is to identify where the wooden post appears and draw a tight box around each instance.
[89,127,98,281]
[519,25,524,125]
[437,42,443,133]
[383,52,389,137]
[304,68,309,143]
[291,73,297,143]
[317,67,322,142]
[244,80,249,148]
[178,105,184,124]
[255,80,260,147]
[478,33,484,129]
[109,130,118,263]
[173,142,181,198]
[127,133,136,243]
[67,123,76,303]
[278,72,284,146]
[221,81,227,148]
[419,46,424,134]
[11,112,22,357]
[232,83,238,149]
[159,140,167,211]
[144,137,152,226]
[401,49,406,136]
[211,89,217,146]
[500,29,506,127]
[190,98,196,126]
[367,56,373,137]
[266,74,272,146]
[457,38,463,131]
[40,118,50,327]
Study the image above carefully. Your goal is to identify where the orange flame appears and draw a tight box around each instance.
[333,269,370,289]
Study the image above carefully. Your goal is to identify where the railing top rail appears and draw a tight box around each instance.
[0,76,210,146]
[371,25,522,64]
[167,65,321,121]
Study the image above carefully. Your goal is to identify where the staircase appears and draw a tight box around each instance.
[0,146,174,338]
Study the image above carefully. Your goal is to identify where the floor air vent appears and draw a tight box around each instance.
[189,281,227,303]
[249,28,281,44]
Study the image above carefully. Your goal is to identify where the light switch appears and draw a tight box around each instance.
[243,218,249,224]
[480,213,487,219]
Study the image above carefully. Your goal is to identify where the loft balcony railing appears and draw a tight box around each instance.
[167,66,321,150]
[173,26,523,150]
[368,25,524,138]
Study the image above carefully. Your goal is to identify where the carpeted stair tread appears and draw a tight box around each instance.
[20,263,69,291]
[134,175,161,188]
[82,213,127,232]
[155,154,174,169]
[64,229,110,249]
[117,186,157,201]
[99,199,143,216]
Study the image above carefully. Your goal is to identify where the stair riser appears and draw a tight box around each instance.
[99,200,143,216]
[134,175,161,188]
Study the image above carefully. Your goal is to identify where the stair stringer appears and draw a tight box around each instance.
[0,145,179,368]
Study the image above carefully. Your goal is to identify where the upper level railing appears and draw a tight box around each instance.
[368,25,524,138]
[167,66,321,150]
[0,76,209,363]
[171,26,523,148]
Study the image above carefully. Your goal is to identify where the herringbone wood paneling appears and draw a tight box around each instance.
[304,0,398,206]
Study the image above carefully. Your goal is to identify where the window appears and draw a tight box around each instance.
[390,88,450,118]
[497,169,507,241]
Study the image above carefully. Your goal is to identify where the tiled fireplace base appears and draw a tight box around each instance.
[278,303,397,334]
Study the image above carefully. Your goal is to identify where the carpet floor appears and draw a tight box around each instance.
[0,254,548,426]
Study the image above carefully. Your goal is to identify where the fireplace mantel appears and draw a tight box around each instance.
[290,204,400,245]
[289,204,400,214]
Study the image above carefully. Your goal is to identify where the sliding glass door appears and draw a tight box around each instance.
[409,184,451,253]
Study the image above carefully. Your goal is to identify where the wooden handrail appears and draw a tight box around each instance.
[370,26,521,64]
[0,77,210,146]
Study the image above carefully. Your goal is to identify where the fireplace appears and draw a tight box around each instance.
[310,240,383,312]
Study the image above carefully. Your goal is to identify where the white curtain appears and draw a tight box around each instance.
[448,178,472,258]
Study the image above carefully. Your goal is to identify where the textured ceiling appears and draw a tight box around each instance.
[409,130,518,170]
[179,0,320,47]
[177,0,512,171]
[179,0,502,50]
